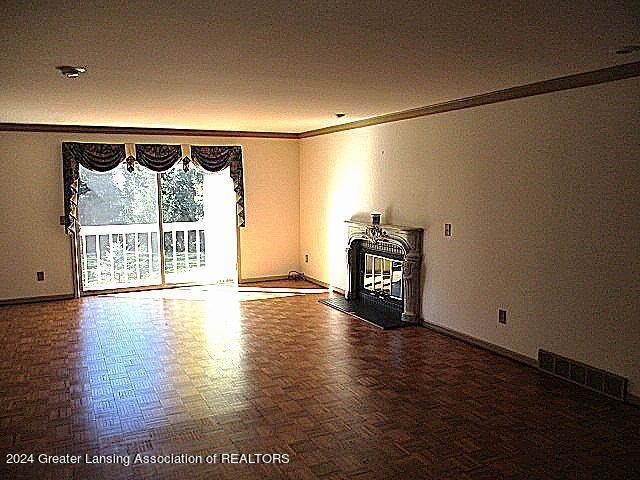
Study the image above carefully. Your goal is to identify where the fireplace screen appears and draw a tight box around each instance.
[363,253,402,299]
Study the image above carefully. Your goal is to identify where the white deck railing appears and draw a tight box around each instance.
[79,221,205,289]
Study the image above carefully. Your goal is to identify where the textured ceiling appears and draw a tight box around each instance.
[1,0,638,132]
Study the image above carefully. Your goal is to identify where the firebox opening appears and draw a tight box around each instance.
[356,241,404,321]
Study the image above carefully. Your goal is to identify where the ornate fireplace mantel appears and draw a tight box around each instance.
[345,220,424,324]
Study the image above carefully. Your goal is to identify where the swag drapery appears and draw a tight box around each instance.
[62,142,245,234]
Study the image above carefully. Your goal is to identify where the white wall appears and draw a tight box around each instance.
[299,78,640,396]
[0,132,300,300]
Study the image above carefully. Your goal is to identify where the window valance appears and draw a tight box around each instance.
[135,144,183,172]
[62,142,245,234]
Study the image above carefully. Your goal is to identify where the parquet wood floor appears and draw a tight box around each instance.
[0,280,638,479]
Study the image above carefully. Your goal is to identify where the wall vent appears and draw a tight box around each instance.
[538,349,627,402]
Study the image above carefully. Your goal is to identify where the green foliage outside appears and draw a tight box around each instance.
[160,167,204,223]
[78,164,204,226]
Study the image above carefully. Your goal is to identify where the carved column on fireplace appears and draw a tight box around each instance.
[345,220,424,324]
[401,254,421,322]
[345,245,358,301]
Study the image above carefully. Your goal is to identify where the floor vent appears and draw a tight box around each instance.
[538,349,627,402]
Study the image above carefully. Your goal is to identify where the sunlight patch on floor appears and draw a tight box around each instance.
[103,283,328,302]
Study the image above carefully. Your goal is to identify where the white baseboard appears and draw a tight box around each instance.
[303,275,344,294]
[238,275,290,283]
[0,293,75,306]
[421,319,538,367]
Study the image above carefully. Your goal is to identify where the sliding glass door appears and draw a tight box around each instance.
[161,164,206,284]
[161,165,237,285]
[77,164,162,290]
[77,165,236,293]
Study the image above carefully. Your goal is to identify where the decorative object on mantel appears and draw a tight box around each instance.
[319,219,423,329]
[371,211,382,225]
[61,142,246,235]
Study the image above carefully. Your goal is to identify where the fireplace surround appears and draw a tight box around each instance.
[343,219,423,326]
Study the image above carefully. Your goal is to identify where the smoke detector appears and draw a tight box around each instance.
[56,65,87,78]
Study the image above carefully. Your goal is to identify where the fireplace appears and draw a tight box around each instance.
[321,217,423,329]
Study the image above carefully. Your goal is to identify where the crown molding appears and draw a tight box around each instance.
[0,123,299,139]
[1,62,638,140]
[300,61,640,138]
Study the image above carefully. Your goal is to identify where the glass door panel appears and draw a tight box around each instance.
[383,258,392,294]
[374,257,383,291]
[77,164,162,291]
[391,260,403,299]
[160,166,236,285]
[364,254,374,290]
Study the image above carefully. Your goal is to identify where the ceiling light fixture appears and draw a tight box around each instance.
[56,65,87,78]
[615,45,640,55]
[335,113,346,118]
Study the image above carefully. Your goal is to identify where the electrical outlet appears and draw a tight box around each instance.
[305,254,309,263]
[498,309,507,325]
[444,223,452,237]
[36,271,45,281]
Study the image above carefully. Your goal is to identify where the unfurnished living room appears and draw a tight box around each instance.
[1,1,639,479]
